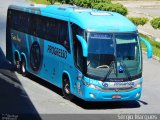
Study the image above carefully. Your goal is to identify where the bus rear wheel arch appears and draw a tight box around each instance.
[62,74,74,101]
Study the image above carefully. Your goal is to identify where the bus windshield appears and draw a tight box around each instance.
[86,32,142,81]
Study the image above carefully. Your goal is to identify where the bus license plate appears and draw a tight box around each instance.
[112,95,121,99]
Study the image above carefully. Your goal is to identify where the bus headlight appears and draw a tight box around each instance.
[133,83,142,89]
[82,79,101,90]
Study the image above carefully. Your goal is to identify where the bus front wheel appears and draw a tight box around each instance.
[62,77,74,101]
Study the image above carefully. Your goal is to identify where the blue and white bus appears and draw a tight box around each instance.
[6,4,149,101]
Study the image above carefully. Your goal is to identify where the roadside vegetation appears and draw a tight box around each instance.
[31,0,128,16]
[150,17,160,30]
[128,17,149,26]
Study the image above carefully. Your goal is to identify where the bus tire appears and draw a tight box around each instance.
[62,76,74,101]
[14,53,21,73]
[15,60,21,73]
[21,58,27,77]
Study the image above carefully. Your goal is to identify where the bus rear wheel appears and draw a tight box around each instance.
[14,56,20,73]
[62,77,74,101]
[15,60,21,73]
[21,59,27,77]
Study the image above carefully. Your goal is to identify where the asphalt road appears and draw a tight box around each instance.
[0,0,160,119]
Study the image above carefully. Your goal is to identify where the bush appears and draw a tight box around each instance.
[128,17,149,26]
[150,17,160,29]
[32,0,128,16]
[73,0,128,16]
[73,0,111,5]
[73,0,92,8]
[93,3,128,16]
[47,0,56,4]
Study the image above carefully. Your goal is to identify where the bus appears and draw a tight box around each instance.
[6,4,146,101]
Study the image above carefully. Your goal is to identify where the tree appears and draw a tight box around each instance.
[47,0,73,4]
[47,0,56,4]
[150,17,160,29]
[128,17,149,26]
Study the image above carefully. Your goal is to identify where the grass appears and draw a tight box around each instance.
[140,34,160,58]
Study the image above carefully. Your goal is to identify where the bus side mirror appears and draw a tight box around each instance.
[140,37,152,59]
[76,35,88,57]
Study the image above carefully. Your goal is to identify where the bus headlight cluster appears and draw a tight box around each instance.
[82,79,101,90]
[133,83,142,89]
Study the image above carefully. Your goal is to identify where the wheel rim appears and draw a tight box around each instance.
[64,81,70,94]
[15,61,20,69]
[22,63,25,73]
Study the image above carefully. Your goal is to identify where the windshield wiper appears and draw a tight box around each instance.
[119,60,131,81]
[102,60,131,82]
[102,61,115,82]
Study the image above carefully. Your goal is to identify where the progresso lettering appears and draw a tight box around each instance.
[47,45,67,59]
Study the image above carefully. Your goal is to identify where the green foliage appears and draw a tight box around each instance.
[47,0,56,4]
[73,0,93,8]
[140,34,160,58]
[46,0,72,4]
[150,17,160,29]
[93,3,128,16]
[73,0,111,6]
[31,0,50,4]
[128,17,149,26]
[31,0,128,16]
[73,0,127,16]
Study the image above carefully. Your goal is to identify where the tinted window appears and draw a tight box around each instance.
[36,16,47,39]
[29,14,37,36]
[46,18,58,42]
[10,10,30,33]
[58,21,70,51]
[9,9,70,52]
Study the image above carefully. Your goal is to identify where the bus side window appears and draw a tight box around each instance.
[19,12,30,33]
[11,10,20,30]
[58,21,70,52]
[46,18,58,42]
[29,14,37,36]
[10,10,29,33]
[36,16,47,39]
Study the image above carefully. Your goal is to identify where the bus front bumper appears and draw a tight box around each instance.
[81,86,142,101]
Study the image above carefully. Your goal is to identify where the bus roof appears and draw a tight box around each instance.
[9,4,137,32]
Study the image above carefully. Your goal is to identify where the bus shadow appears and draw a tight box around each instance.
[0,47,40,119]
[28,74,142,110]
[28,74,63,97]
[0,70,41,120]
[72,99,141,110]
[0,47,16,71]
